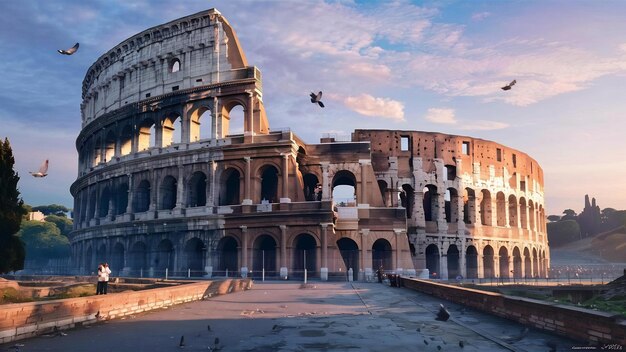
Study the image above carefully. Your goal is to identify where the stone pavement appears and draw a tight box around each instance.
[1,281,583,352]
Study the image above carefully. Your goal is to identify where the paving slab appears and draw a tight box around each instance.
[1,281,584,351]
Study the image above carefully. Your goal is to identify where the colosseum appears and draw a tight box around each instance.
[70,9,549,281]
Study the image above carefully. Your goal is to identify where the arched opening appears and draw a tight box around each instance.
[445,188,459,223]
[540,250,546,277]
[260,165,279,203]
[111,243,124,275]
[377,180,388,206]
[466,246,478,279]
[483,245,494,278]
[425,244,440,279]
[523,247,532,278]
[217,236,238,276]
[529,200,536,230]
[303,173,319,201]
[99,187,111,218]
[190,106,212,142]
[463,188,476,224]
[225,105,244,136]
[183,238,205,277]
[88,190,96,220]
[134,180,151,213]
[508,195,518,227]
[155,239,174,274]
[532,248,539,278]
[84,246,93,272]
[220,168,241,205]
[496,192,506,226]
[423,185,438,222]
[93,138,102,166]
[337,238,359,281]
[519,197,528,229]
[293,233,317,278]
[372,238,393,271]
[332,170,357,206]
[130,241,147,276]
[170,58,181,73]
[96,244,107,265]
[187,171,207,207]
[512,247,522,279]
[115,183,128,215]
[447,245,460,279]
[499,247,509,279]
[138,119,155,151]
[159,176,177,210]
[120,125,133,156]
[104,131,116,162]
[444,165,456,180]
[253,235,277,278]
[400,184,414,217]
[480,189,492,226]
[162,114,182,146]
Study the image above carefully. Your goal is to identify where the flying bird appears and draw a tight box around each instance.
[310,91,324,108]
[58,43,79,55]
[30,159,49,178]
[501,80,516,91]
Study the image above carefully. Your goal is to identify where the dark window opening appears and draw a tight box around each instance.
[172,86,179,91]
[520,181,526,192]
[462,141,470,155]
[145,93,151,98]
[512,154,517,167]
[496,148,502,162]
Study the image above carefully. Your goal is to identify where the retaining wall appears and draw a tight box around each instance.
[401,278,626,345]
[0,278,252,344]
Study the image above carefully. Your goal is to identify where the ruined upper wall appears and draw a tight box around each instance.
[353,129,544,192]
[80,9,248,125]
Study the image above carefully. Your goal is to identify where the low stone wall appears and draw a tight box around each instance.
[0,278,252,344]
[401,278,626,345]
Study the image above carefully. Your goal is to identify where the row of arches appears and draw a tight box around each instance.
[424,244,547,279]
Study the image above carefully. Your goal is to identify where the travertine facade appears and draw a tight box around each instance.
[70,9,549,281]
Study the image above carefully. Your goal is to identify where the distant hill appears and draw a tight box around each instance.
[550,226,626,265]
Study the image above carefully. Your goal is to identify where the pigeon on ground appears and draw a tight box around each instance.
[30,159,49,177]
[459,340,465,348]
[435,304,450,321]
[207,324,211,332]
[310,91,325,108]
[501,80,516,91]
[58,43,79,55]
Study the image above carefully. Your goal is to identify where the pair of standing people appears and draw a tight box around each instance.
[96,263,111,294]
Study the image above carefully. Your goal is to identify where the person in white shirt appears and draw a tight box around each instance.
[96,263,105,295]
[103,263,112,294]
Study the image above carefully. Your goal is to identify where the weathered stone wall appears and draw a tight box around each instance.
[401,278,626,345]
[0,278,252,344]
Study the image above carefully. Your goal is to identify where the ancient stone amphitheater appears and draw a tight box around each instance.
[70,9,549,281]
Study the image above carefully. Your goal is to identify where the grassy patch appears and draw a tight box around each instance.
[48,284,97,299]
[0,288,34,304]
[582,296,626,316]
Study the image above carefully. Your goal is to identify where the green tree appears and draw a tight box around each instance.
[547,219,581,247]
[0,138,26,273]
[32,204,71,217]
[18,220,70,263]
[44,215,73,237]
[561,209,577,221]
[547,215,561,222]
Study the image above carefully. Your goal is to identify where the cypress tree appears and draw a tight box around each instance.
[0,138,26,273]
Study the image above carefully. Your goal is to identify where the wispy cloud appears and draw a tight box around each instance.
[471,12,491,21]
[425,108,457,124]
[459,120,509,131]
[343,94,405,121]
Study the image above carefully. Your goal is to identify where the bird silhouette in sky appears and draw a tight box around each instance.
[310,91,324,107]
[58,43,79,55]
[30,159,49,178]
[501,80,516,91]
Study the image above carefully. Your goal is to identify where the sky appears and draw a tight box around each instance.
[2,0,626,216]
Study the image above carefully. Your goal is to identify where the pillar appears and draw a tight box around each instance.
[320,223,330,281]
[360,228,369,281]
[243,157,252,205]
[279,225,288,279]
[280,154,291,203]
[359,160,369,206]
[240,225,248,277]
[321,162,331,201]
[175,165,184,209]
[126,173,133,214]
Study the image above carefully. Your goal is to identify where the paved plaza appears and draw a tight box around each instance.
[2,281,581,351]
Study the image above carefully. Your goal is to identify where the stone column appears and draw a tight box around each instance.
[394,229,408,276]
[459,243,466,278]
[126,173,134,214]
[321,162,331,201]
[439,250,448,280]
[477,253,484,278]
[175,165,184,210]
[508,256,514,280]
[240,225,248,277]
[320,223,330,281]
[208,160,216,206]
[359,160,369,206]
[493,255,500,280]
[212,96,219,139]
[437,191,448,232]
[243,157,252,205]
[279,225,288,279]
[280,154,291,203]
[414,190,426,228]
[360,229,369,281]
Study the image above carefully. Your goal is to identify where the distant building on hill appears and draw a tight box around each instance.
[28,211,45,222]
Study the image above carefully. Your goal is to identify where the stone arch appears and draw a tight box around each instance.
[483,245,494,278]
[463,188,476,224]
[138,118,156,151]
[99,186,111,218]
[508,194,518,227]
[183,237,205,277]
[447,244,460,278]
[466,246,478,279]
[169,58,181,73]
[134,179,151,213]
[187,171,207,207]
[512,247,522,278]
[293,233,317,278]
[332,170,357,205]
[519,197,528,229]
[445,188,459,223]
[221,100,246,136]
[303,173,320,201]
[337,237,359,281]
[496,192,506,226]
[499,246,509,279]
[217,236,239,276]
[119,124,133,156]
[189,105,212,142]
[425,244,440,278]
[444,164,456,180]
[111,243,124,274]
[252,234,277,277]
[372,238,393,271]
[259,164,279,203]
[130,241,148,274]
[480,189,492,226]
[377,180,388,206]
[104,130,116,162]
[115,182,129,215]
[159,175,177,210]
[423,184,438,222]
[401,184,415,217]
[161,112,182,146]
[220,167,241,205]
[523,247,532,278]
[155,239,174,273]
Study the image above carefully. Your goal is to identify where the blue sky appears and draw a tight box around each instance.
[2,0,626,216]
